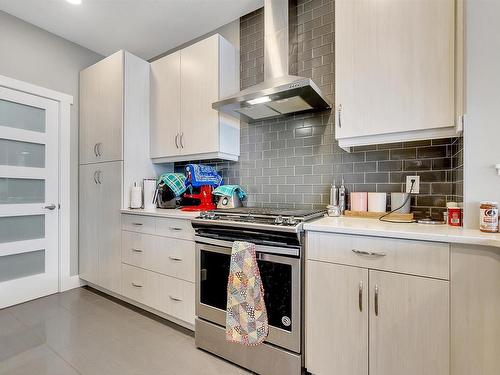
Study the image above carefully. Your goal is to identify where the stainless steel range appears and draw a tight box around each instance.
[192,207,325,375]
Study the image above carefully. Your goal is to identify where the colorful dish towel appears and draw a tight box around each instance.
[185,164,223,187]
[212,185,247,200]
[226,241,269,346]
[157,173,187,197]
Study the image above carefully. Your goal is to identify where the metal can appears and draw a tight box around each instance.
[480,201,499,233]
[448,207,462,227]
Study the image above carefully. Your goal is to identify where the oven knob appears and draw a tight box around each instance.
[200,211,208,219]
[286,216,297,225]
[274,215,284,225]
[207,211,216,220]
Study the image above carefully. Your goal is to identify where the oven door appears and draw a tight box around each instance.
[195,238,301,353]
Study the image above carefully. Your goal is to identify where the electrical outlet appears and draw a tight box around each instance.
[406,176,420,194]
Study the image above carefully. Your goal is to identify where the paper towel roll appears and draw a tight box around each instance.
[143,179,157,210]
[130,185,142,209]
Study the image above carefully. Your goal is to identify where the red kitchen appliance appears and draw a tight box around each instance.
[181,185,216,211]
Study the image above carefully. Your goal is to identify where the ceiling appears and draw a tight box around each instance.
[0,0,263,60]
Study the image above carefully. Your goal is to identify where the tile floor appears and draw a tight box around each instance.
[0,287,250,375]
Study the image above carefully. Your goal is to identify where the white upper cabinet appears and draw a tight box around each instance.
[335,0,462,150]
[150,51,181,159]
[150,34,239,163]
[80,52,124,164]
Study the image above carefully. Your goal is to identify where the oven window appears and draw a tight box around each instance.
[200,249,293,332]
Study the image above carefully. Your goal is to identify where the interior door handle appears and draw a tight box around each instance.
[44,204,57,210]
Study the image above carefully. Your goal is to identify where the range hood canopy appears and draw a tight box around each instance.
[212,0,332,123]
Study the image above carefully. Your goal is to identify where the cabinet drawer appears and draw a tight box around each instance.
[122,231,195,282]
[121,264,194,324]
[307,232,449,280]
[122,214,156,234]
[156,217,194,240]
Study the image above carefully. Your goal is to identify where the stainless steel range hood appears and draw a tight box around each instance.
[212,0,331,123]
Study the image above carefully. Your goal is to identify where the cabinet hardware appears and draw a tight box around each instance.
[44,204,57,210]
[96,142,103,157]
[374,285,379,316]
[93,170,99,184]
[352,249,386,257]
[169,227,183,231]
[131,222,143,226]
[131,248,143,253]
[169,256,182,261]
[96,170,102,184]
[169,295,182,302]
[175,133,180,148]
[93,143,98,157]
[359,281,363,312]
[179,132,184,148]
[338,104,342,128]
[132,282,143,288]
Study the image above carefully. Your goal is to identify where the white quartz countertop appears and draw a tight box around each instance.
[121,208,199,220]
[304,216,500,249]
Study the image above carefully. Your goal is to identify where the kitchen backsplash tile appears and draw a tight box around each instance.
[175,0,464,220]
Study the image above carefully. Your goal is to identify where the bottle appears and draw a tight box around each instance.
[330,181,339,206]
[339,179,346,214]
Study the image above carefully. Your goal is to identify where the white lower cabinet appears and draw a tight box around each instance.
[306,261,368,375]
[306,232,450,375]
[79,161,122,294]
[120,214,195,327]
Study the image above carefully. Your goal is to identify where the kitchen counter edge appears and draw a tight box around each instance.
[121,208,199,220]
[304,216,500,249]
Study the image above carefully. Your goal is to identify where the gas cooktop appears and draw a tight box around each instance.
[193,207,326,233]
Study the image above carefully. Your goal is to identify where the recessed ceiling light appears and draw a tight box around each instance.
[66,0,82,4]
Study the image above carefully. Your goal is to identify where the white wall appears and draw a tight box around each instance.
[463,0,500,228]
[0,11,102,274]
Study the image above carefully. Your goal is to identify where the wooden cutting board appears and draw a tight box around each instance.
[344,210,414,221]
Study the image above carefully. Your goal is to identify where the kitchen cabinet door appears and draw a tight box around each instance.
[335,0,456,144]
[78,164,100,284]
[306,261,368,375]
[97,161,123,294]
[79,51,123,164]
[180,35,220,156]
[150,51,181,159]
[369,271,449,375]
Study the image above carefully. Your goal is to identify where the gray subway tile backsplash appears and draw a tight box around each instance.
[174,0,464,219]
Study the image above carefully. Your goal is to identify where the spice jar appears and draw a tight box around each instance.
[447,202,462,226]
[480,201,499,233]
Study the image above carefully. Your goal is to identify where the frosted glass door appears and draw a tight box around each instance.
[0,86,59,308]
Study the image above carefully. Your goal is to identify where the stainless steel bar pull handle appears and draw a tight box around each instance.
[359,282,363,312]
[131,222,143,226]
[169,227,183,231]
[96,142,103,157]
[131,248,143,253]
[169,295,182,302]
[93,143,98,157]
[169,256,182,261]
[352,249,386,257]
[338,104,342,128]
[374,285,379,316]
[175,133,180,148]
[132,282,143,288]
[93,170,98,184]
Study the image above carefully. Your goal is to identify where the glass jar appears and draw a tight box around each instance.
[480,201,499,233]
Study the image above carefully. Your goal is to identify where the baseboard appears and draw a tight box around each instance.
[60,275,87,292]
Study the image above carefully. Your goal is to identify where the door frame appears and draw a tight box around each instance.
[0,74,77,293]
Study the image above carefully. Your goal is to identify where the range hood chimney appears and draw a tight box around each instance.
[212,0,331,123]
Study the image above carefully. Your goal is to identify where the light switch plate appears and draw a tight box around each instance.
[406,176,420,194]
